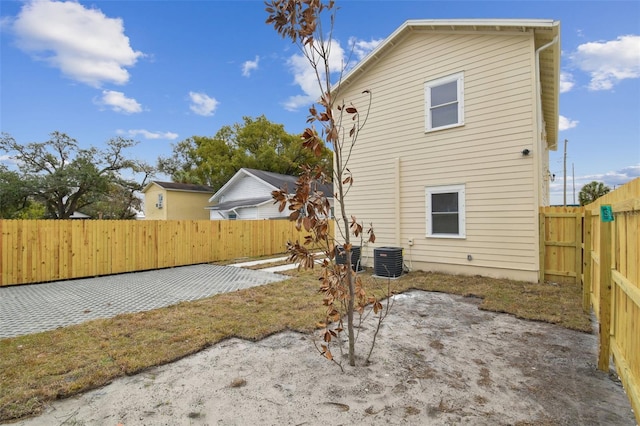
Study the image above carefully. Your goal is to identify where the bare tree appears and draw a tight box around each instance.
[267,0,390,368]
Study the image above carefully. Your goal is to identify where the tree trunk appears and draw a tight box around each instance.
[346,248,355,366]
[337,177,356,366]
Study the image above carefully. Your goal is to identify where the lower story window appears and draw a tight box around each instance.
[426,184,466,238]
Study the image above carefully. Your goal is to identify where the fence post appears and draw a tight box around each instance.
[582,210,592,312]
[597,218,612,371]
[574,210,582,286]
[538,211,545,283]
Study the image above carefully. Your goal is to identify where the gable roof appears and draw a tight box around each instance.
[142,181,215,193]
[335,19,560,150]
[206,197,272,211]
[209,168,333,203]
[244,168,300,191]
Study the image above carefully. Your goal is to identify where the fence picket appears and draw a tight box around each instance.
[0,219,332,286]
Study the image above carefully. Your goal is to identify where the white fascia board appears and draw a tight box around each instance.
[404,18,558,28]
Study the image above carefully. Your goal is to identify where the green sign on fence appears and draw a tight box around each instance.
[600,205,614,222]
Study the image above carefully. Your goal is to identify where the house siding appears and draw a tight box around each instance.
[143,186,167,220]
[165,191,212,220]
[143,184,212,220]
[223,175,273,202]
[258,202,287,219]
[237,207,258,220]
[335,31,541,281]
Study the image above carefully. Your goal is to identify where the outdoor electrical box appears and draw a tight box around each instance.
[373,247,403,278]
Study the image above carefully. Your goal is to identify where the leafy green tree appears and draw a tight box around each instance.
[158,135,236,191]
[579,181,611,206]
[158,115,333,190]
[0,165,36,218]
[0,132,154,219]
[13,202,46,219]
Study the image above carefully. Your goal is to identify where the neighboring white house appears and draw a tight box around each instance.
[207,168,333,220]
[331,19,560,282]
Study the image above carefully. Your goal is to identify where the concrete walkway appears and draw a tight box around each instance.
[0,264,288,339]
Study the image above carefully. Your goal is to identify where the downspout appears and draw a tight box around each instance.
[535,35,559,206]
[394,157,401,247]
[534,34,558,281]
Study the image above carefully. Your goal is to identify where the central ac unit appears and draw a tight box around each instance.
[335,245,363,272]
[373,247,403,278]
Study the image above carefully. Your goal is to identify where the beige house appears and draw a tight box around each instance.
[142,181,214,220]
[334,19,560,282]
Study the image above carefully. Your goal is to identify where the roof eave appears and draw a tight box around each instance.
[334,19,560,95]
[537,22,561,150]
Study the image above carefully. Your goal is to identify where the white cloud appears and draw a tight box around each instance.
[282,37,382,111]
[242,56,259,77]
[583,165,640,187]
[189,91,219,116]
[117,129,179,140]
[560,72,575,93]
[571,35,640,91]
[10,0,144,87]
[558,115,579,131]
[284,39,346,111]
[0,154,20,168]
[348,37,383,61]
[97,90,143,114]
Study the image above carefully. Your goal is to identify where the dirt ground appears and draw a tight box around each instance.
[15,290,636,426]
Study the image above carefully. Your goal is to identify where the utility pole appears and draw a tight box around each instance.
[572,163,575,205]
[563,139,568,207]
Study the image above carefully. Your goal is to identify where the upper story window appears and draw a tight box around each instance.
[426,184,466,238]
[425,72,464,132]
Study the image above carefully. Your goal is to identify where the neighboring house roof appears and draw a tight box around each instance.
[243,168,334,197]
[142,181,215,193]
[207,197,272,211]
[335,19,560,150]
[69,211,91,219]
[208,168,333,204]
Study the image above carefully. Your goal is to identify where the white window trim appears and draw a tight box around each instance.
[425,184,466,239]
[424,72,465,132]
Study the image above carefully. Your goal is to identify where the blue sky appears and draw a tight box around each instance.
[1,0,639,205]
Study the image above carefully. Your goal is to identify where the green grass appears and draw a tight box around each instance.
[0,268,590,422]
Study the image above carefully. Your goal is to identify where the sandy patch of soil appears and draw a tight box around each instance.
[16,291,636,425]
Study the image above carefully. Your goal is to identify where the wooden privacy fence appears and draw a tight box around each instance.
[539,206,583,285]
[584,178,640,422]
[540,178,639,422]
[0,219,332,287]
